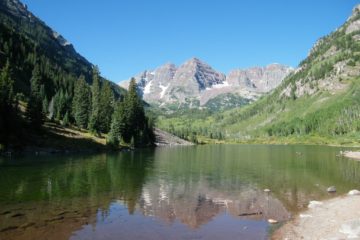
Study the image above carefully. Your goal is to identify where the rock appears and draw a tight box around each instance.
[308,201,323,209]
[339,219,360,239]
[264,189,271,193]
[348,190,360,196]
[120,59,292,108]
[268,219,278,224]
[327,186,337,193]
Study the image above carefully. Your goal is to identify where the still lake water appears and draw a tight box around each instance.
[0,144,359,240]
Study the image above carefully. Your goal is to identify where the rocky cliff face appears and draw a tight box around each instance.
[120,59,292,108]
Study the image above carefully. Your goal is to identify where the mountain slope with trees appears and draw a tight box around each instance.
[157,5,360,146]
[0,0,154,151]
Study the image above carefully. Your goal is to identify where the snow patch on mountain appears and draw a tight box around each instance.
[159,84,169,99]
[143,80,153,94]
[206,81,231,90]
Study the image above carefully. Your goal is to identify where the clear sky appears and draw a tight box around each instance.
[22,0,359,83]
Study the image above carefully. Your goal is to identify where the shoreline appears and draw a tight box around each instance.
[272,192,360,239]
[343,151,360,160]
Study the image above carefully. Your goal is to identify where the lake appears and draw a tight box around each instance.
[0,144,359,240]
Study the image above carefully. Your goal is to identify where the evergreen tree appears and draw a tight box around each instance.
[72,76,91,129]
[121,78,154,146]
[62,111,69,127]
[99,81,114,133]
[107,78,155,148]
[123,78,145,142]
[26,64,45,129]
[0,60,17,149]
[88,66,101,134]
[107,102,126,147]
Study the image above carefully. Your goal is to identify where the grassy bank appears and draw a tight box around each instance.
[0,121,128,155]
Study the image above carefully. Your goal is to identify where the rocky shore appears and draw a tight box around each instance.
[273,190,360,239]
[154,128,194,146]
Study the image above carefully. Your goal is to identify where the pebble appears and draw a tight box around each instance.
[264,189,271,193]
[308,201,323,209]
[348,190,360,196]
[327,186,337,193]
[268,219,278,224]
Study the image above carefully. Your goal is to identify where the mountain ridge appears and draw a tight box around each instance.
[120,58,293,109]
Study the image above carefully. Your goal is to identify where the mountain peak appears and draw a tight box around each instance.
[346,5,360,34]
[352,4,360,16]
[183,57,208,66]
[120,59,291,108]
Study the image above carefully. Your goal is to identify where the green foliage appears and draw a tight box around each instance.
[107,102,126,147]
[26,64,45,129]
[0,6,130,149]
[108,78,155,147]
[72,76,91,129]
[98,81,114,133]
[204,93,251,111]
[62,111,69,127]
[88,67,101,134]
[0,60,21,149]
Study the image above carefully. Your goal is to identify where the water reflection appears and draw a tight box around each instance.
[0,145,359,239]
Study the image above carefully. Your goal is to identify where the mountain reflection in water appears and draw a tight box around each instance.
[0,145,359,240]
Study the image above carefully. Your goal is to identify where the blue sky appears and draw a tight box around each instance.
[22,0,358,83]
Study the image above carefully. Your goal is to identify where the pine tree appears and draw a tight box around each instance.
[72,76,91,129]
[99,81,114,133]
[88,66,101,134]
[122,78,154,146]
[62,111,69,127]
[0,60,17,148]
[26,64,45,129]
[107,102,126,147]
[123,78,145,142]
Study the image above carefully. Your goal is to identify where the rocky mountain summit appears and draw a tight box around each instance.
[120,58,292,108]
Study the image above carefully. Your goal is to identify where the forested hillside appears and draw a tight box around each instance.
[0,0,154,151]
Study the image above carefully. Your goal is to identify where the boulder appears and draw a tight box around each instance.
[348,190,360,196]
[327,186,337,193]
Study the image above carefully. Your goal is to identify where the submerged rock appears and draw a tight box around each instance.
[327,186,337,193]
